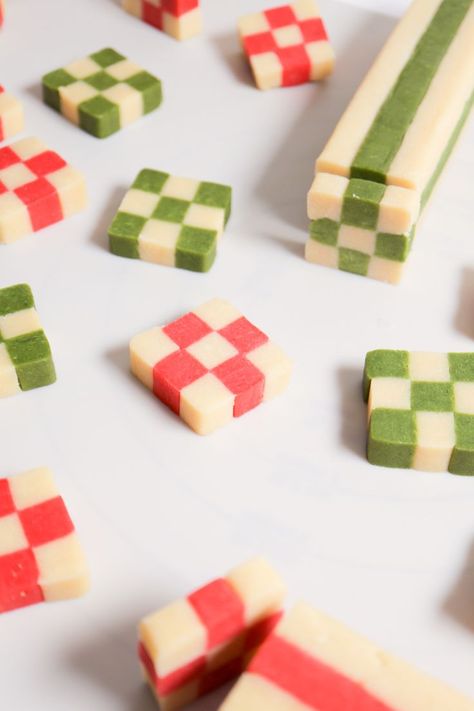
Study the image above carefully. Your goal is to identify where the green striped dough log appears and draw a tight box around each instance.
[306,0,474,282]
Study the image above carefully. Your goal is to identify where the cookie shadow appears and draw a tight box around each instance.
[443,539,474,634]
[90,185,126,251]
[337,366,367,459]
[210,31,255,87]
[454,267,474,339]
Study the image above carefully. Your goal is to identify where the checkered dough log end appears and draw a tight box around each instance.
[130,299,292,434]
[0,467,89,614]
[42,48,162,138]
[218,603,474,711]
[109,169,231,272]
[139,557,286,711]
[0,137,86,244]
[0,86,24,142]
[122,0,202,41]
[238,0,334,90]
[0,284,56,397]
[364,350,474,475]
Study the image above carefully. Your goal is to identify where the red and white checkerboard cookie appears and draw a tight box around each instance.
[139,557,286,711]
[0,86,24,142]
[239,0,334,90]
[0,137,86,244]
[0,468,89,614]
[130,298,292,435]
[122,0,202,41]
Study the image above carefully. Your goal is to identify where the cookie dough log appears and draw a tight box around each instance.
[219,603,474,711]
[138,557,286,711]
[364,350,474,474]
[238,0,334,90]
[0,86,24,141]
[42,48,162,138]
[0,467,89,613]
[129,298,292,434]
[108,169,231,272]
[122,0,202,40]
[0,137,86,244]
[0,283,56,397]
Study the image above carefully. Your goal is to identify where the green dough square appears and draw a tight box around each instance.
[0,284,35,317]
[339,248,370,276]
[132,169,169,194]
[448,353,474,382]
[109,212,146,239]
[42,69,75,111]
[126,72,162,114]
[6,332,56,391]
[175,227,217,272]
[375,231,411,262]
[90,48,125,68]
[309,219,338,246]
[194,182,232,223]
[341,179,385,230]
[153,197,190,223]
[85,71,118,91]
[368,408,416,468]
[79,96,120,138]
[411,381,454,412]
[363,350,409,401]
[449,414,474,475]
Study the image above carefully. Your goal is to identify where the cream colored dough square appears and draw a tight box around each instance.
[106,58,142,81]
[180,373,234,435]
[0,192,32,243]
[8,467,58,510]
[11,137,47,160]
[378,185,420,234]
[226,557,286,625]
[0,307,41,340]
[274,25,304,48]
[163,8,202,41]
[120,189,159,218]
[139,598,207,677]
[246,342,292,401]
[250,53,282,91]
[409,352,450,382]
[122,0,142,17]
[307,172,346,221]
[413,412,455,472]
[187,332,237,369]
[35,533,90,601]
[368,377,411,413]
[0,343,20,397]
[0,513,28,555]
[293,0,322,21]
[102,83,143,126]
[305,239,338,268]
[138,220,181,267]
[59,82,98,124]
[238,12,270,37]
[0,92,24,139]
[161,175,200,201]
[64,57,102,79]
[367,256,404,285]
[306,41,335,80]
[0,162,35,190]
[130,326,179,390]
[454,382,474,415]
[184,203,225,235]
[338,225,376,255]
[219,673,311,711]
[193,299,242,330]
[47,166,87,217]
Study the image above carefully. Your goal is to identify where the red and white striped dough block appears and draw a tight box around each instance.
[138,557,286,711]
[219,602,474,711]
[122,0,202,40]
[0,136,86,243]
[0,467,89,614]
[0,86,24,142]
[130,298,292,435]
[238,0,334,90]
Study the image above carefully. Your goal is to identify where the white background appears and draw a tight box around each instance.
[1,0,473,709]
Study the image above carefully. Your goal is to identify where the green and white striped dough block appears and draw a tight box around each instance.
[306,0,474,282]
[108,169,231,272]
[364,350,474,475]
[42,48,162,138]
[0,284,56,398]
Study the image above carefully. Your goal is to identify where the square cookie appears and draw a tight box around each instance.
[122,0,202,40]
[0,86,24,142]
[238,0,334,90]
[0,467,89,613]
[130,298,292,434]
[42,48,162,138]
[108,169,231,272]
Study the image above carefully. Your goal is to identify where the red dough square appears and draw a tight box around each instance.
[14,178,63,230]
[0,146,20,169]
[278,45,311,85]
[265,5,296,28]
[19,497,74,548]
[164,313,211,349]
[188,578,245,649]
[163,0,199,15]
[219,317,268,354]
[0,549,43,613]
[25,150,66,177]
[0,479,15,517]
[143,2,162,28]
[243,31,277,55]
[300,17,327,42]
[213,355,265,416]
[153,350,207,413]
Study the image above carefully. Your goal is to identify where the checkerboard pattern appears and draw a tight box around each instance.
[109,169,232,272]
[0,86,24,142]
[122,0,202,40]
[139,558,286,711]
[0,283,56,398]
[364,350,474,475]
[130,299,292,434]
[0,467,89,614]
[42,48,162,138]
[238,0,334,90]
[0,137,86,243]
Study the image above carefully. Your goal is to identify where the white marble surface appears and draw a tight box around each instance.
[0,0,473,709]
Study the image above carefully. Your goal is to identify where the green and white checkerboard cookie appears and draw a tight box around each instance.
[0,284,56,398]
[42,48,162,138]
[364,350,474,475]
[108,169,232,272]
